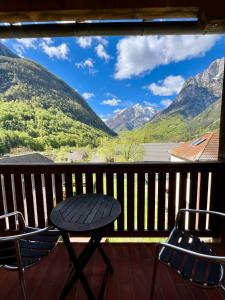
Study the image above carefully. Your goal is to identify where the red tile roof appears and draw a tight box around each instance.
[169,132,219,161]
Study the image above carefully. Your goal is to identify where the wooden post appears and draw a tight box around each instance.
[218,59,225,161]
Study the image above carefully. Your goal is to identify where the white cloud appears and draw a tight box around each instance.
[143,101,160,108]
[13,38,38,56]
[148,75,185,96]
[114,108,123,113]
[95,44,110,62]
[114,35,220,79]
[160,99,173,108]
[11,38,69,60]
[102,98,121,106]
[82,92,95,100]
[75,58,97,75]
[41,42,69,59]
[76,36,107,48]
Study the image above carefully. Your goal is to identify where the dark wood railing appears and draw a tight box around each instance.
[0,162,224,238]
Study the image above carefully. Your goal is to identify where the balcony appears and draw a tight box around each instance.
[0,161,224,299]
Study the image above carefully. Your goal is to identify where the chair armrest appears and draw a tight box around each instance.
[0,211,25,228]
[0,226,54,242]
[175,209,225,228]
[159,242,225,264]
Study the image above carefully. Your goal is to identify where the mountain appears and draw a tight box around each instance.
[106,103,157,132]
[122,58,223,144]
[154,57,224,120]
[0,43,115,136]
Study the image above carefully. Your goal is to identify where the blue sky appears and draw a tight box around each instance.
[1,34,225,120]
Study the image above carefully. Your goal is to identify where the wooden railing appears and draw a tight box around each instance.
[0,162,224,238]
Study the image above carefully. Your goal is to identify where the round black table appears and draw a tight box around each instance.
[50,193,121,300]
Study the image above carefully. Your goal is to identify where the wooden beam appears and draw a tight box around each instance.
[0,0,224,23]
[1,21,225,39]
[218,59,225,161]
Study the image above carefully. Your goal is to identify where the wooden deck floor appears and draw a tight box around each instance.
[0,243,224,300]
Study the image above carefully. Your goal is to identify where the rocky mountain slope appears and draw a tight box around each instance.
[0,42,114,136]
[106,103,157,132]
[154,57,224,120]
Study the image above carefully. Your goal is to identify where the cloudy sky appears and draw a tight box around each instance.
[1,34,225,121]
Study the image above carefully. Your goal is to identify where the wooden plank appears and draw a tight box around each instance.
[168,172,176,230]
[188,171,198,230]
[14,174,24,219]
[44,174,54,223]
[54,174,63,204]
[178,172,187,228]
[4,174,16,229]
[34,174,45,228]
[137,173,145,231]
[85,173,93,194]
[157,172,166,230]
[127,173,135,231]
[116,173,124,231]
[209,171,221,235]
[24,174,35,227]
[65,173,73,198]
[106,173,114,231]
[198,172,209,230]
[106,173,114,196]
[95,173,103,194]
[75,173,83,195]
[148,173,155,230]
[0,175,5,230]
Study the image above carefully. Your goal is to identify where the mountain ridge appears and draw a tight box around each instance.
[106,103,157,132]
[0,42,115,136]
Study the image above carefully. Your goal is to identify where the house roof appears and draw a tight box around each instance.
[0,153,54,164]
[168,132,219,161]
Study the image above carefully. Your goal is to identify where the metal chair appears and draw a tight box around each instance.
[0,211,60,300]
[150,209,225,299]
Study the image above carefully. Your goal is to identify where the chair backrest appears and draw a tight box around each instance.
[159,228,224,287]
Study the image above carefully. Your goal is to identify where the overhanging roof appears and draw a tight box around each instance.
[0,0,225,23]
[1,0,225,38]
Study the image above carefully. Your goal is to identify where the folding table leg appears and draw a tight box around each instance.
[98,244,114,274]
[60,231,96,300]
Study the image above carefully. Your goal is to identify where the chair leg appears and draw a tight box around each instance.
[18,268,28,300]
[150,244,160,300]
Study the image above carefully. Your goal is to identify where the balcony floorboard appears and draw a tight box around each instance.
[0,243,224,300]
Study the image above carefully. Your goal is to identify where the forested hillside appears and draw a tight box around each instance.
[0,42,115,154]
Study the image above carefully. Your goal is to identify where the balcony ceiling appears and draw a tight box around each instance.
[0,0,225,25]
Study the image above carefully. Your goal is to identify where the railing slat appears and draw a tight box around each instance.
[106,173,114,231]
[24,174,35,227]
[34,174,45,227]
[168,172,176,230]
[44,174,54,222]
[127,173,135,230]
[198,172,209,230]
[137,173,145,231]
[65,173,73,198]
[148,173,155,230]
[189,171,198,230]
[54,174,63,204]
[14,174,24,219]
[116,173,124,231]
[86,173,93,194]
[3,174,16,229]
[106,173,114,196]
[178,172,187,228]
[0,176,5,229]
[96,173,103,194]
[75,173,83,195]
[158,172,166,230]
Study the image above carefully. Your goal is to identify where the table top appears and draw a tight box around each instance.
[50,193,121,232]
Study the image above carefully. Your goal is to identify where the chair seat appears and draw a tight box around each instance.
[3,227,60,269]
[159,228,224,287]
